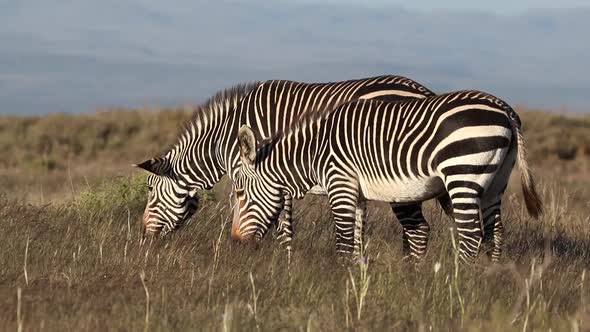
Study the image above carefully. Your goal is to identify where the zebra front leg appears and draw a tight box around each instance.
[353,200,367,259]
[332,206,357,257]
[450,194,483,264]
[326,183,359,258]
[391,203,430,261]
[276,192,294,265]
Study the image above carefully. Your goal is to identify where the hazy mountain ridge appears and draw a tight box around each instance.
[1,1,588,114]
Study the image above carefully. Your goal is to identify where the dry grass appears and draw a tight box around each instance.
[0,108,589,330]
[0,171,589,331]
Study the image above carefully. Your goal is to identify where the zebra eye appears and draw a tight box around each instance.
[147,185,153,191]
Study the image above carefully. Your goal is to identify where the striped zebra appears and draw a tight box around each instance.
[135,75,446,259]
[232,91,543,263]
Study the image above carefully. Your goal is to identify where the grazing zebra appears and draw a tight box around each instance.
[135,75,446,258]
[232,91,543,263]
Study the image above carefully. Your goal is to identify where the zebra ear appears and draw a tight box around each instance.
[133,157,171,175]
[238,125,257,166]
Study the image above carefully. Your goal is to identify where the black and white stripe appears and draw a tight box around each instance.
[233,91,543,263]
[136,76,444,258]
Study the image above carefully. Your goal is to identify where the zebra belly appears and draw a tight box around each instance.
[307,185,326,195]
[358,176,445,203]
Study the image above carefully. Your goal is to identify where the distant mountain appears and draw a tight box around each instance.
[0,1,588,114]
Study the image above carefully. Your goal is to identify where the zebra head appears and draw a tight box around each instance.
[135,156,200,237]
[231,125,284,243]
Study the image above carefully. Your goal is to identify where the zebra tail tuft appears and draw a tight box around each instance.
[509,109,543,219]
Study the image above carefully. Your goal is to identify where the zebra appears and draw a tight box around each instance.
[135,75,447,259]
[232,91,543,263]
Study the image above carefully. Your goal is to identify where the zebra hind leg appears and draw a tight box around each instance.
[326,183,359,259]
[436,193,454,217]
[353,201,367,260]
[480,153,513,263]
[482,200,503,262]
[391,203,430,262]
[448,192,484,264]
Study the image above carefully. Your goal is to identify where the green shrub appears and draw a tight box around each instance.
[71,173,147,213]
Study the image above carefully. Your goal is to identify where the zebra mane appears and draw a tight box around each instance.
[256,99,352,161]
[186,81,262,133]
[170,81,263,151]
[277,98,357,140]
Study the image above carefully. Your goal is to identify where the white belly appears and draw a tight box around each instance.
[359,175,445,203]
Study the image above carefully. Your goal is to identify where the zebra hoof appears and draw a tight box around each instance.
[239,238,261,251]
[484,246,503,263]
[458,254,478,266]
[402,255,418,264]
[401,252,426,265]
[336,254,355,267]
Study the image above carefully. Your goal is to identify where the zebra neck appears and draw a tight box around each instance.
[272,129,320,200]
[164,81,262,190]
[169,110,232,190]
[284,176,317,200]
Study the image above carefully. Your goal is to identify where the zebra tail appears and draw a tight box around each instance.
[508,109,543,219]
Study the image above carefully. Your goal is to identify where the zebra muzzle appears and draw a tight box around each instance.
[142,207,160,237]
[231,219,243,241]
[231,202,244,241]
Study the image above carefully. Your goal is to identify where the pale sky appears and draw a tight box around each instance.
[287,0,590,14]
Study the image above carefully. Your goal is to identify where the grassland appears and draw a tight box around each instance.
[0,107,589,331]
